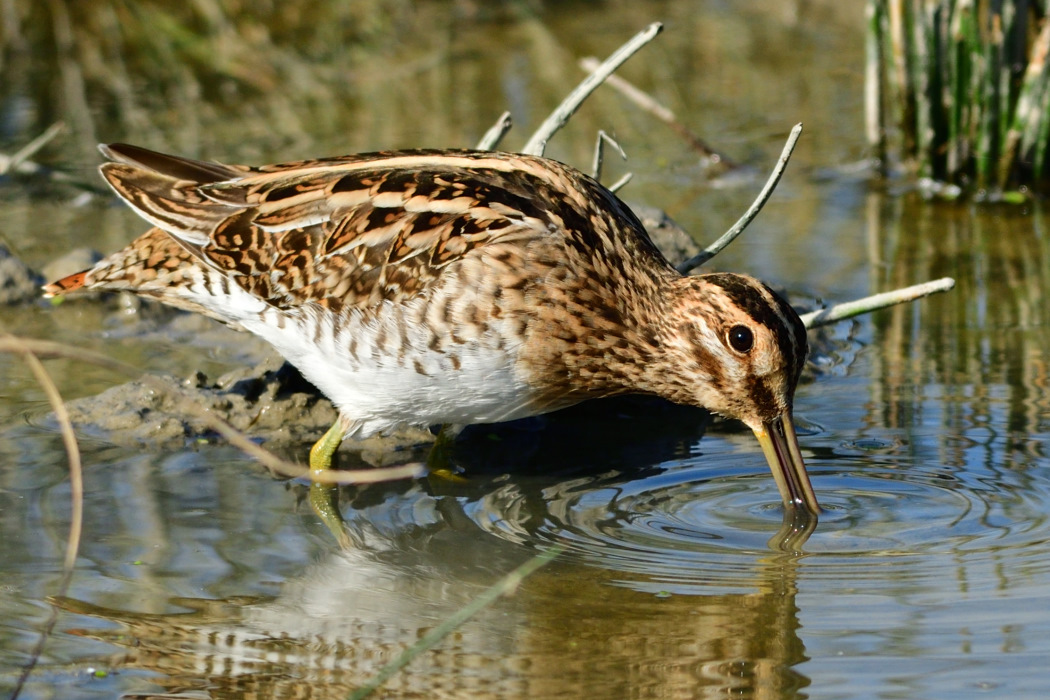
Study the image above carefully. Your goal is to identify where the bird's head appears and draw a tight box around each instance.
[655,272,818,515]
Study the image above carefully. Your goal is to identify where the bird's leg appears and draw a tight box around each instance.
[308,418,349,547]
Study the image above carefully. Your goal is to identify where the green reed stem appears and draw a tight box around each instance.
[348,544,565,700]
[866,0,888,167]
[869,0,1050,196]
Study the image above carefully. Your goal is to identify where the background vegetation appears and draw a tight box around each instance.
[867,0,1050,198]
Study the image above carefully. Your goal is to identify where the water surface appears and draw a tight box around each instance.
[2,2,1050,698]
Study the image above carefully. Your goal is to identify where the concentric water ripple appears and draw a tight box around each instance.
[461,447,1050,593]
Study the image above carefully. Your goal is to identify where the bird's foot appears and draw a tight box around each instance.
[308,419,351,549]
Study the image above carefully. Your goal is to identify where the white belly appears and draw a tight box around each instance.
[243,300,537,438]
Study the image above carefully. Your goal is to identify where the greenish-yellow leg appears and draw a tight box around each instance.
[308,420,465,546]
[308,419,349,547]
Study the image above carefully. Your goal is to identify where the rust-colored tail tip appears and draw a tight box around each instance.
[41,270,89,298]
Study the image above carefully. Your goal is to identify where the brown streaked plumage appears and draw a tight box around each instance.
[44,143,819,518]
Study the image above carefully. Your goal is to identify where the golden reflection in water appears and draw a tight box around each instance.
[53,547,810,699]
[867,194,1050,446]
[862,193,1050,555]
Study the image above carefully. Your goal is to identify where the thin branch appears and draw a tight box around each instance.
[349,543,565,699]
[608,172,633,193]
[676,123,804,274]
[4,336,82,700]
[0,337,129,373]
[25,357,83,571]
[165,390,424,485]
[0,122,65,175]
[0,337,424,486]
[591,129,627,180]
[522,22,663,156]
[800,277,956,329]
[476,111,513,151]
[579,57,737,167]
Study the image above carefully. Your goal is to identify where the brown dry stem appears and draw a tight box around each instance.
[1,335,83,700]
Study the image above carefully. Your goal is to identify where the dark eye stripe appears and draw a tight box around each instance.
[767,286,808,382]
[747,377,779,420]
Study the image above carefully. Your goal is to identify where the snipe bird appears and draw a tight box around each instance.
[44,144,819,520]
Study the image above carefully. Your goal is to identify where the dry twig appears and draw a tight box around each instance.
[523,22,663,156]
[1,335,83,700]
[0,123,66,175]
[591,129,627,181]
[677,123,804,274]
[800,277,956,329]
[579,56,736,167]
[476,111,513,151]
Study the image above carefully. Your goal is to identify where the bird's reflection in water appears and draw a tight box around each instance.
[55,549,809,699]
[54,398,814,698]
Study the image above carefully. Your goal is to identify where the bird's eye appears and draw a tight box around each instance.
[727,325,754,353]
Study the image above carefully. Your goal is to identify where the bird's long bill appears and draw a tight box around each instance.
[752,412,820,515]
